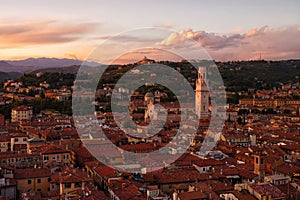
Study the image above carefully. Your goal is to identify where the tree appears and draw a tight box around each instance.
[237,117,243,125]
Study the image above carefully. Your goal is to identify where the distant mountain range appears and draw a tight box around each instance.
[30,65,81,74]
[0,57,101,73]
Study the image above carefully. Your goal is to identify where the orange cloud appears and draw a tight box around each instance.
[0,20,98,48]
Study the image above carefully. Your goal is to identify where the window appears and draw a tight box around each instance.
[37,189,41,192]
[14,138,19,142]
[65,183,71,189]
[23,138,27,142]
[256,157,259,164]
[28,180,32,184]
[75,182,82,188]
[37,179,41,183]
[44,156,49,161]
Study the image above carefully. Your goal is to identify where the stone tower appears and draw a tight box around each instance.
[195,66,210,118]
[144,92,154,122]
[254,149,266,182]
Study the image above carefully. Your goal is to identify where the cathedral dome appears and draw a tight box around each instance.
[145,92,154,97]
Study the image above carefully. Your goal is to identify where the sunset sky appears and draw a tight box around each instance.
[0,0,299,62]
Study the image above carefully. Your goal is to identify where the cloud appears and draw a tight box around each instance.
[158,26,300,60]
[0,20,98,48]
[158,29,244,50]
[64,53,79,60]
[95,34,159,43]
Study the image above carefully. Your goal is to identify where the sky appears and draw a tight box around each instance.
[0,0,299,62]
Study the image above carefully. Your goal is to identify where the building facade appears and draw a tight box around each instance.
[11,106,33,123]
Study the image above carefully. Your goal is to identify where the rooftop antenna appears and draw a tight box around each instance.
[259,52,262,60]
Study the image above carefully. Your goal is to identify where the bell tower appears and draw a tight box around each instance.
[254,149,266,182]
[195,66,210,118]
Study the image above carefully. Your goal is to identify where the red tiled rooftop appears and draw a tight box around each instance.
[12,106,32,111]
[143,167,209,184]
[0,134,11,142]
[249,183,286,198]
[110,180,143,200]
[178,191,207,200]
[93,165,119,180]
[41,143,70,154]
[15,167,51,179]
[51,166,92,184]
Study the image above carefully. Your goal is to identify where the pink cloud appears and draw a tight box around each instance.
[158,26,300,60]
[0,20,98,48]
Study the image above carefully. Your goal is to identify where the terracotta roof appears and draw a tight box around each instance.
[51,166,92,184]
[237,168,258,179]
[190,182,220,199]
[229,190,256,200]
[249,183,286,198]
[12,106,32,111]
[280,144,300,152]
[275,162,300,176]
[93,164,119,181]
[86,184,107,200]
[72,147,94,160]
[15,168,51,179]
[40,190,60,198]
[109,180,143,200]
[143,167,209,184]
[41,143,70,154]
[193,158,224,168]
[178,191,207,200]
[0,134,11,142]
[0,151,39,159]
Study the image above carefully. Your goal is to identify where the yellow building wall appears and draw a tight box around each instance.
[17,177,50,193]
[59,182,85,195]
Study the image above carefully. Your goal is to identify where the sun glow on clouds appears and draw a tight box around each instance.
[0,20,99,60]
[158,26,300,61]
[0,19,299,62]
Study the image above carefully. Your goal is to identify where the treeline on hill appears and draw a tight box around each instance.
[0,71,22,82]
[218,60,300,92]
[10,60,300,92]
[0,60,299,116]
[17,72,75,88]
